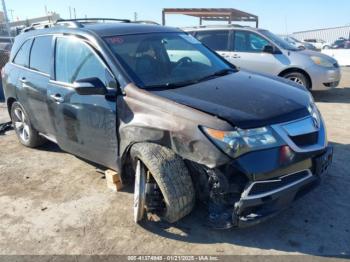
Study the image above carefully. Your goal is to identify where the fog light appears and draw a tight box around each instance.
[280,145,295,165]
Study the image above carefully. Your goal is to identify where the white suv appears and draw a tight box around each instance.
[184,25,341,91]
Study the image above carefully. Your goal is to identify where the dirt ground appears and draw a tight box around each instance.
[0,69,350,257]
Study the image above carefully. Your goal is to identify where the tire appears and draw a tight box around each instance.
[282,71,311,89]
[130,143,195,223]
[323,45,330,49]
[10,101,46,148]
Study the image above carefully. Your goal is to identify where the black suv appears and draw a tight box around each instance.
[2,19,333,229]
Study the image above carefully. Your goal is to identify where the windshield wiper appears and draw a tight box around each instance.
[198,68,236,82]
[144,79,199,90]
[144,68,236,90]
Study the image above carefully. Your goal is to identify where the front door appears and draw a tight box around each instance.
[47,36,119,169]
[229,30,285,75]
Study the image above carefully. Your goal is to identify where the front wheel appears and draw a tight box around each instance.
[282,72,310,89]
[131,143,195,223]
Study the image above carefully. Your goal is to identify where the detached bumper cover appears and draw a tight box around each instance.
[232,146,333,227]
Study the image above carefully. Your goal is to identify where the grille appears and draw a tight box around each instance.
[247,170,310,196]
[290,132,318,147]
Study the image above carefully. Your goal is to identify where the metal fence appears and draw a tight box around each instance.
[292,26,350,44]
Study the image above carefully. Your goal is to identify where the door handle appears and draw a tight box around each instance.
[232,54,241,59]
[50,94,64,103]
[20,77,32,89]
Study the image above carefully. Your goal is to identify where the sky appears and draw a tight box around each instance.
[4,0,350,34]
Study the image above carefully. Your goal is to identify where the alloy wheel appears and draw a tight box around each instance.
[286,76,305,86]
[13,107,30,142]
[134,160,147,223]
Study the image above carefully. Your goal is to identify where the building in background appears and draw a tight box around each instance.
[0,12,60,36]
[292,25,350,44]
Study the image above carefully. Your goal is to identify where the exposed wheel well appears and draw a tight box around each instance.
[278,68,312,89]
[6,97,16,118]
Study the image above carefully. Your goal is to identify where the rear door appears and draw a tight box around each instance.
[194,30,232,62]
[11,36,55,136]
[25,35,56,136]
[47,35,119,169]
[10,39,32,106]
[230,30,283,75]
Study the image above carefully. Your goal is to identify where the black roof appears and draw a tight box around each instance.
[11,21,183,60]
[83,23,182,36]
[18,22,182,39]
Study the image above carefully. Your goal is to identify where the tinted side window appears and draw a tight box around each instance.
[234,31,269,52]
[195,30,229,51]
[30,36,53,75]
[13,40,32,67]
[55,37,108,85]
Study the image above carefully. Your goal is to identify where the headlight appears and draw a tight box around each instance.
[201,126,283,159]
[310,56,334,68]
[308,101,321,127]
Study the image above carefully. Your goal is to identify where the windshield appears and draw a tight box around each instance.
[259,30,300,51]
[104,32,234,88]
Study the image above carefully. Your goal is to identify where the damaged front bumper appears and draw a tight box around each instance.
[230,146,333,228]
[235,169,318,227]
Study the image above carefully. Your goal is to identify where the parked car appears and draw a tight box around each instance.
[303,38,331,50]
[185,25,341,90]
[281,36,317,50]
[2,19,333,229]
[331,38,350,49]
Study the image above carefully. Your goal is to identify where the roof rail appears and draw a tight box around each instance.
[21,18,133,33]
[56,18,131,27]
[21,21,55,33]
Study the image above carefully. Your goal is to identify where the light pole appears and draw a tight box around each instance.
[8,8,14,21]
[1,0,12,41]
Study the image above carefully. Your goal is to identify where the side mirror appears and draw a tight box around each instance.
[262,45,275,54]
[73,77,107,95]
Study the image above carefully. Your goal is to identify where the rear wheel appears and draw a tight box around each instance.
[282,71,310,89]
[10,102,46,148]
[131,143,195,223]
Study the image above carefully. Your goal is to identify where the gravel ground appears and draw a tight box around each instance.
[0,68,349,257]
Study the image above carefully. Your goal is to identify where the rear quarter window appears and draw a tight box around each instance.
[30,36,53,75]
[13,39,32,67]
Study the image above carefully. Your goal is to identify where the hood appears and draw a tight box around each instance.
[150,71,311,129]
